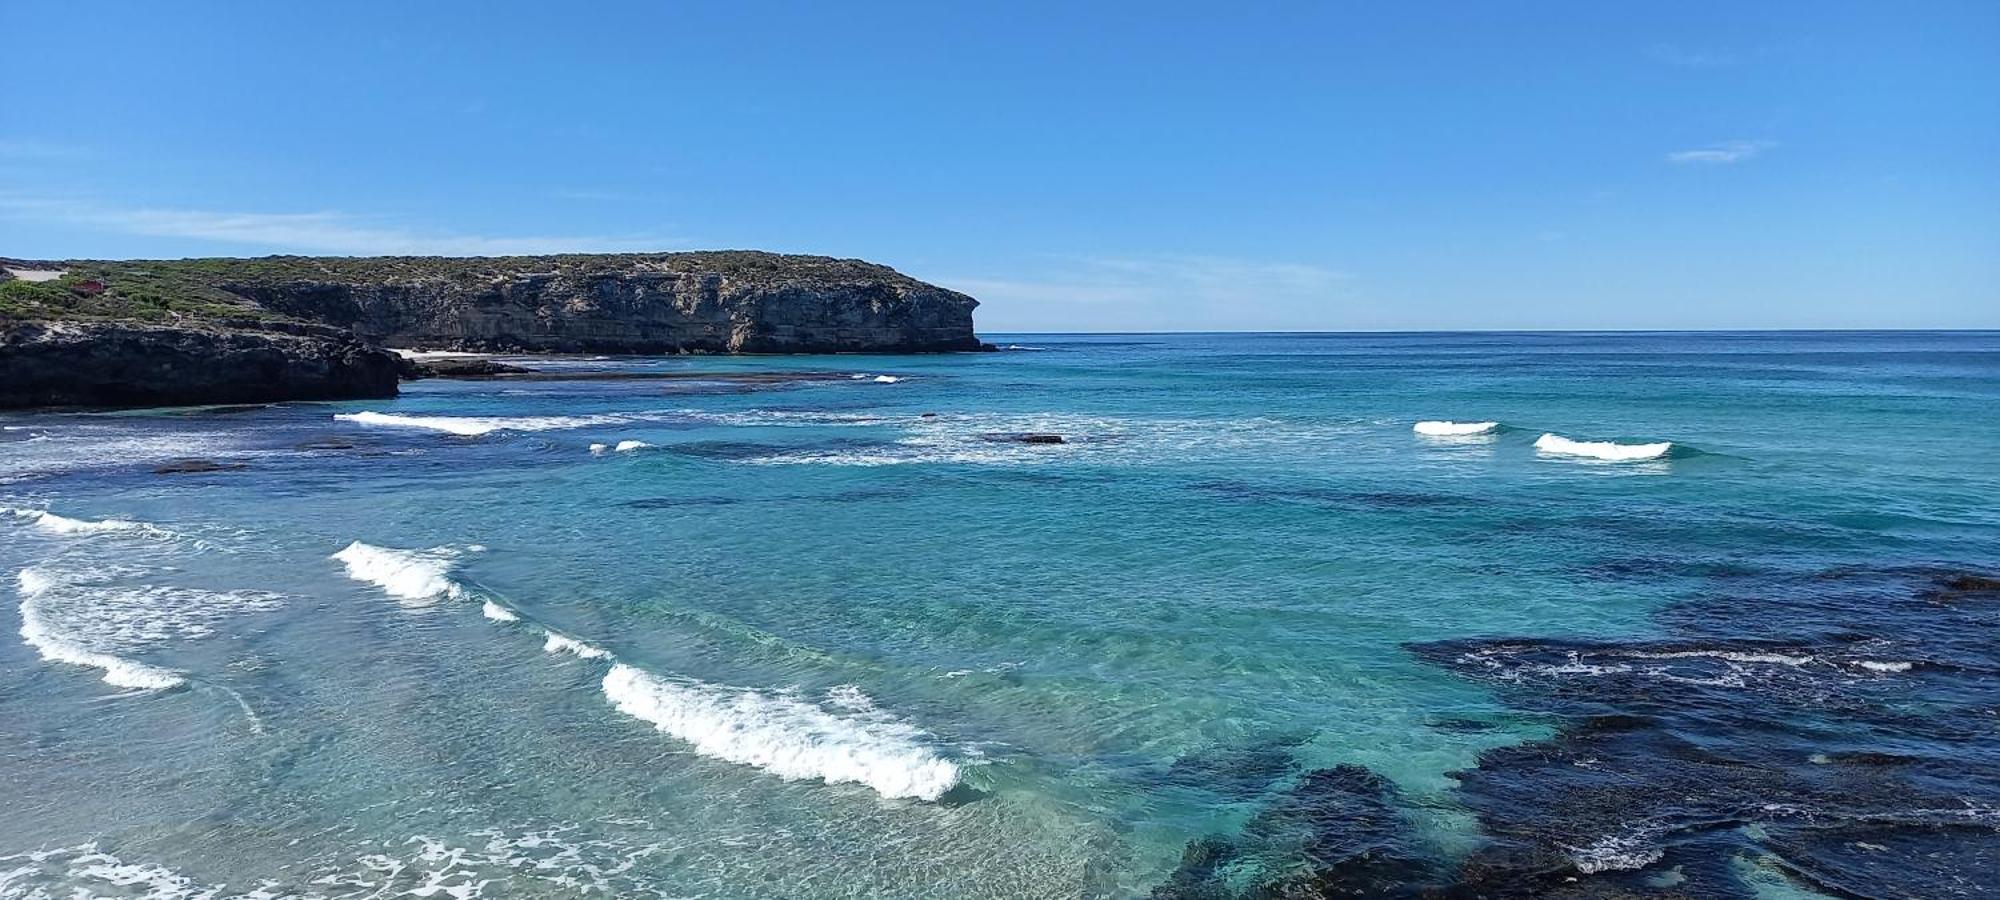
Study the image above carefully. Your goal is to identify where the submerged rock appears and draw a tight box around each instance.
[1147,567,2000,898]
[153,459,250,474]
[981,432,1067,445]
[398,356,534,379]
[1405,566,2000,899]
[1153,764,1437,898]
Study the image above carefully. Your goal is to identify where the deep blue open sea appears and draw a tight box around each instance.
[3,332,1997,898]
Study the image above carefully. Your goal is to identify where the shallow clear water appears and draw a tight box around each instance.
[2,332,1996,898]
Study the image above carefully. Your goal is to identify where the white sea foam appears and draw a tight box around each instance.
[2,506,190,544]
[677,409,895,428]
[543,632,611,659]
[18,581,186,690]
[16,566,282,691]
[390,349,491,360]
[0,830,674,900]
[613,440,650,453]
[738,411,1365,468]
[1413,420,1498,436]
[333,541,467,605]
[588,443,609,455]
[1629,649,1814,666]
[1534,433,1673,462]
[1566,834,1665,874]
[1857,660,1913,673]
[601,663,961,800]
[0,426,265,483]
[335,411,641,437]
[481,601,519,622]
[825,684,876,711]
[872,375,902,384]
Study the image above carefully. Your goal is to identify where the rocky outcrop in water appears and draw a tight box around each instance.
[0,320,400,409]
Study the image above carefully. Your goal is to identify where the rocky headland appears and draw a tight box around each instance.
[0,252,984,409]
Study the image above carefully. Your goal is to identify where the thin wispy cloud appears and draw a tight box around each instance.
[1666,140,1776,165]
[0,196,678,256]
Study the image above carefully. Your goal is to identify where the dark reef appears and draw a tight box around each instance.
[1150,567,2000,898]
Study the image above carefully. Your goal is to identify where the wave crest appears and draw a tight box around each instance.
[333,541,468,604]
[1413,420,1498,436]
[336,411,641,437]
[543,632,611,659]
[3,506,190,543]
[600,663,961,801]
[1534,433,1672,462]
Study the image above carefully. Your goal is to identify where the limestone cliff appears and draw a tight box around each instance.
[204,253,984,353]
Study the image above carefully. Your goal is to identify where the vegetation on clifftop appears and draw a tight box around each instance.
[0,252,946,326]
[0,264,284,324]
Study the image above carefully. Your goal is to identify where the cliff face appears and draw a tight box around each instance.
[0,320,401,409]
[0,252,984,409]
[217,254,983,353]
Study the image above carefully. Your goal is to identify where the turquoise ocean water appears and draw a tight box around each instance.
[2,332,1996,897]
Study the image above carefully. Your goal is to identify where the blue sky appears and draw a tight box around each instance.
[2,2,1994,331]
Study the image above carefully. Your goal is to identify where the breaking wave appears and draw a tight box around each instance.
[600,663,961,801]
[1412,420,1499,436]
[589,440,653,455]
[459,586,965,802]
[335,411,643,437]
[481,600,519,622]
[1533,433,1673,462]
[332,541,470,605]
[543,632,611,659]
[2,506,192,544]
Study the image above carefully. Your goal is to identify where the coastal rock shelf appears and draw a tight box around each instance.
[0,252,983,409]
[0,320,400,409]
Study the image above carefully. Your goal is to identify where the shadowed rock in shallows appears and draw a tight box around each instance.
[1,321,400,409]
